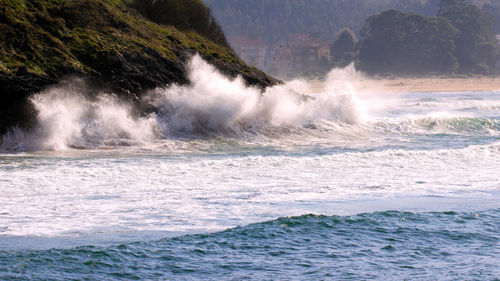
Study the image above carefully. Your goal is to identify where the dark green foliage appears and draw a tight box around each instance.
[203,0,442,43]
[438,0,498,73]
[356,10,460,74]
[331,28,357,67]
[203,0,498,75]
[0,0,257,77]
[354,0,500,75]
[0,0,278,135]
[483,1,500,34]
[133,0,229,47]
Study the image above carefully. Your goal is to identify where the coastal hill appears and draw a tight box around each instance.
[204,0,443,44]
[0,0,278,135]
[205,0,499,76]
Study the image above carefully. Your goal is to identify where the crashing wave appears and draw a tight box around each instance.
[0,55,367,151]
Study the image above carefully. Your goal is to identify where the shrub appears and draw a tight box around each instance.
[133,0,229,47]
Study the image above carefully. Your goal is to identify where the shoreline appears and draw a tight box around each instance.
[309,76,500,93]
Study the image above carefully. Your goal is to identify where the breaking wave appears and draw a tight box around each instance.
[0,91,159,151]
[146,55,366,136]
[0,55,366,151]
[2,210,500,280]
[0,55,498,152]
[374,116,500,136]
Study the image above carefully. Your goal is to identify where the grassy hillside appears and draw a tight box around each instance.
[0,0,274,82]
[0,0,278,134]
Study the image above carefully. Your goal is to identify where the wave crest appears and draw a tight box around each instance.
[1,88,158,151]
[148,55,365,137]
[2,55,497,153]
[1,55,368,151]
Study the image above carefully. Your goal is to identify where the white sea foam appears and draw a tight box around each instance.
[147,55,366,136]
[0,87,158,151]
[0,60,499,240]
[1,55,369,151]
[1,55,499,153]
[1,139,498,237]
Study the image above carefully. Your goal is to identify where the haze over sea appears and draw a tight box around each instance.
[0,57,499,280]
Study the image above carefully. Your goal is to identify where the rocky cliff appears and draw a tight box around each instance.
[0,0,278,135]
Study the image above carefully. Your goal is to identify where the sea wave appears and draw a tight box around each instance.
[1,210,499,280]
[0,55,366,151]
[0,55,498,152]
[372,116,500,136]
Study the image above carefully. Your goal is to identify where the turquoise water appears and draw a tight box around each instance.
[1,210,499,280]
[0,66,499,281]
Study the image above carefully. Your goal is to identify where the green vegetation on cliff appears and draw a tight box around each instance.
[133,0,229,47]
[0,0,278,135]
[0,0,274,83]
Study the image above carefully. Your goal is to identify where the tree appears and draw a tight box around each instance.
[483,1,500,34]
[356,10,460,74]
[331,28,357,67]
[438,0,498,73]
[133,0,229,47]
[203,0,441,44]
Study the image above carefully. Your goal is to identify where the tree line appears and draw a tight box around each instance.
[351,0,499,74]
[205,0,499,75]
[203,0,445,44]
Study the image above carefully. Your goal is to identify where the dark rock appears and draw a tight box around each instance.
[0,0,280,136]
[0,72,56,136]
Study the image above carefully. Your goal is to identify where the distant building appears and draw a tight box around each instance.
[288,33,331,73]
[229,33,332,75]
[228,35,268,70]
[268,44,292,75]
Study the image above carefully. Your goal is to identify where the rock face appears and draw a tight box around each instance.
[0,0,279,135]
[0,71,56,136]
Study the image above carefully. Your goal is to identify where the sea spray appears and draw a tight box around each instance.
[148,55,367,136]
[1,88,500,280]
[1,55,498,153]
[1,55,370,151]
[0,86,159,151]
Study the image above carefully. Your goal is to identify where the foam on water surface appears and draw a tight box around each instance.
[1,56,370,151]
[0,56,499,279]
[1,210,499,280]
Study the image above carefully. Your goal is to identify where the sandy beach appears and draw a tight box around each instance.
[310,76,500,93]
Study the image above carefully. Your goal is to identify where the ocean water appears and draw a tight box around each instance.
[0,58,499,280]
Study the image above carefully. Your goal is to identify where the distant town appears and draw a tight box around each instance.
[208,0,500,77]
[229,33,332,78]
[230,32,500,78]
